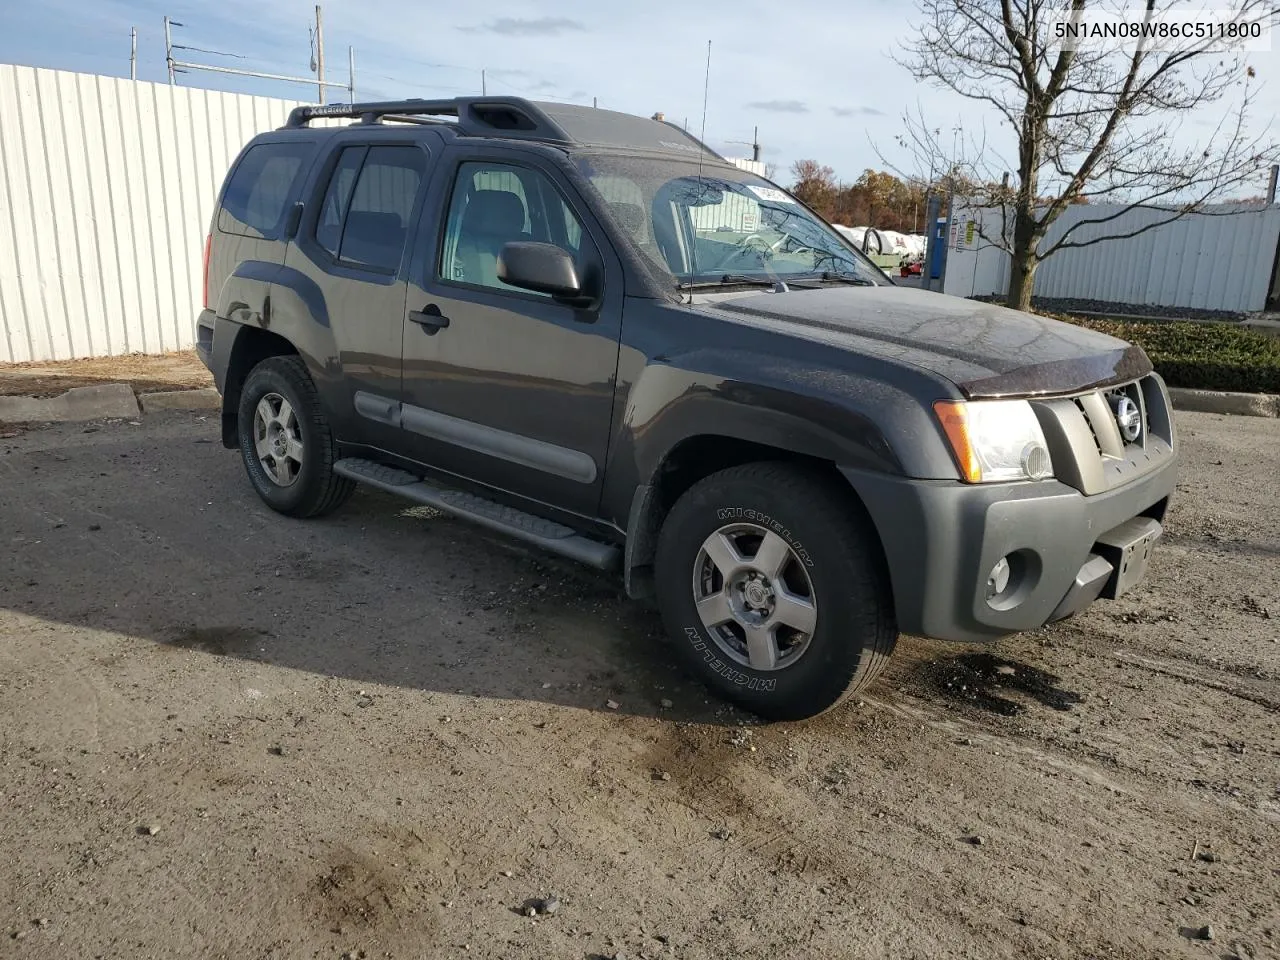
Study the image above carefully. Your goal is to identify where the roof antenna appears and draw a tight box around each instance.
[698,41,711,158]
[687,39,711,304]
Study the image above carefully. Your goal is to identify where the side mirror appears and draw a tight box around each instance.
[497,242,589,303]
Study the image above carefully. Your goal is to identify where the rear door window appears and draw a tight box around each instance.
[312,145,428,273]
[315,147,366,258]
[218,142,312,239]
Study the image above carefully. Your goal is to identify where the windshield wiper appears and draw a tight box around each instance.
[678,274,784,291]
[812,271,875,286]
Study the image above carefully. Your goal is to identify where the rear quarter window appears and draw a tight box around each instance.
[218,141,313,239]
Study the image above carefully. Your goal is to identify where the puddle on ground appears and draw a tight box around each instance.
[920,652,1083,716]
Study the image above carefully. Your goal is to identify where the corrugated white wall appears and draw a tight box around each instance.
[944,202,1280,313]
[0,65,314,363]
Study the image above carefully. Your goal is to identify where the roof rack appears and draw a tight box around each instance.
[284,97,573,142]
[284,96,729,163]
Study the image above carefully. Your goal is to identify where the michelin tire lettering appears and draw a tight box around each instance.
[684,627,778,691]
[715,506,814,567]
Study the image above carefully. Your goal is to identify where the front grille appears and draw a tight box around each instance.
[1073,397,1102,456]
[1031,374,1175,496]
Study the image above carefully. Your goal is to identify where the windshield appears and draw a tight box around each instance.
[574,153,887,288]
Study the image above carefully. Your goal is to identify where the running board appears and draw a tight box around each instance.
[333,458,620,572]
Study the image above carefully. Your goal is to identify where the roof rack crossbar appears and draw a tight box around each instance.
[369,114,454,126]
[285,97,572,142]
[287,99,457,127]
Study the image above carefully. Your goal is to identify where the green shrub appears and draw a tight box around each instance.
[1049,315,1280,394]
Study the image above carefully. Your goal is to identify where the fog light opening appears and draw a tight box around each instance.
[986,550,1039,611]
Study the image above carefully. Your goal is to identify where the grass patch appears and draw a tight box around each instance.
[1050,315,1280,394]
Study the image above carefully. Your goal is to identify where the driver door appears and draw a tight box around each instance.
[398,147,624,517]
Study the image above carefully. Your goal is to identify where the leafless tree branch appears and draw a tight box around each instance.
[887,0,1280,308]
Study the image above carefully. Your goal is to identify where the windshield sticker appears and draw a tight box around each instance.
[747,185,795,204]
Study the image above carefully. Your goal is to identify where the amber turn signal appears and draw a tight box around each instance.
[933,400,983,483]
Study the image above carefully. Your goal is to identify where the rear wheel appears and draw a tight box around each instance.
[236,355,354,518]
[654,462,897,721]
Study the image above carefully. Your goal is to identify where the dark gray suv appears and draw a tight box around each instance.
[196,97,1177,721]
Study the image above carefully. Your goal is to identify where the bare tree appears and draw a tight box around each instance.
[896,0,1279,310]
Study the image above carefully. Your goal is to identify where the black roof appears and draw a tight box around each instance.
[284,97,723,161]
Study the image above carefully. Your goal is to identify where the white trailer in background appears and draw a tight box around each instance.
[832,226,928,271]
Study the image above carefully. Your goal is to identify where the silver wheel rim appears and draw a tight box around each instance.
[691,522,818,671]
[253,392,304,487]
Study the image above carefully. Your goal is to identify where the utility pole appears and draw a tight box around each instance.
[130,27,137,80]
[164,16,175,84]
[727,128,763,167]
[1268,164,1278,205]
[314,5,325,104]
[481,69,486,95]
[165,15,353,98]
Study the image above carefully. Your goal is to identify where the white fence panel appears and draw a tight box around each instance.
[944,202,1280,313]
[0,65,315,363]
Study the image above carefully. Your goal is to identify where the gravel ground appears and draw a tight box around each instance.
[1,410,1277,960]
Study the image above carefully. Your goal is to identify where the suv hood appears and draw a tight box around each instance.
[708,285,1151,398]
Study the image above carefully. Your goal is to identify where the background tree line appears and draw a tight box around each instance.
[786,160,1091,236]
[787,161,931,234]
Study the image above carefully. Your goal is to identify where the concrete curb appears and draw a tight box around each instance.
[138,388,220,413]
[1064,310,1280,338]
[0,383,140,423]
[1168,387,1280,418]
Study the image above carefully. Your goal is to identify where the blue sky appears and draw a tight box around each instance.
[3,0,1277,191]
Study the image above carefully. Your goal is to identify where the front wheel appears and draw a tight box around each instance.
[236,355,355,518]
[654,462,897,721]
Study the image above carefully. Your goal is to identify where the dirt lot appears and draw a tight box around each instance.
[0,351,212,398]
[1,409,1276,960]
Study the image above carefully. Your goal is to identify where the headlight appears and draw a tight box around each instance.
[933,399,1053,483]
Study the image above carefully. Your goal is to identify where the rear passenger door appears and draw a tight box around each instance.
[283,138,436,448]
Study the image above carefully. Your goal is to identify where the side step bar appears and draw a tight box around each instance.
[333,458,621,572]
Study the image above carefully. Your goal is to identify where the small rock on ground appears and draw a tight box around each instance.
[522,896,560,917]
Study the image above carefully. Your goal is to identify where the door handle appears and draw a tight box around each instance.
[408,303,450,334]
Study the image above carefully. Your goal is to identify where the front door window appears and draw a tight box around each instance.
[439,161,586,294]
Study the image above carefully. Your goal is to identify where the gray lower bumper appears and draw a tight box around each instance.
[842,460,1177,643]
[195,309,216,374]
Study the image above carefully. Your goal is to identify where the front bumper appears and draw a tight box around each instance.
[843,458,1177,643]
